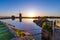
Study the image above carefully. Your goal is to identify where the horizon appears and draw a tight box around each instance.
[0,0,60,16]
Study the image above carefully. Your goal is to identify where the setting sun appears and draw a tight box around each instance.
[27,12,36,17]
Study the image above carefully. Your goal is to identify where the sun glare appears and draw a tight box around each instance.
[27,12,35,17]
[26,11,36,21]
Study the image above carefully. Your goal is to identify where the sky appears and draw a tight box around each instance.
[0,0,60,16]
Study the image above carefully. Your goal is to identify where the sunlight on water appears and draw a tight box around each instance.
[24,19,34,22]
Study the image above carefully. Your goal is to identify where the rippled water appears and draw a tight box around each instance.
[1,19,42,40]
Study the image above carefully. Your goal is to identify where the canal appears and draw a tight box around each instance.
[1,19,42,40]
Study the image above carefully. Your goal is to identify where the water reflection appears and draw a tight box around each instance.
[1,19,42,40]
[26,19,34,21]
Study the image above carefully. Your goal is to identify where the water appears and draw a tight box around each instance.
[1,19,42,40]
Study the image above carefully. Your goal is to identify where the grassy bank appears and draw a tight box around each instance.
[0,21,14,40]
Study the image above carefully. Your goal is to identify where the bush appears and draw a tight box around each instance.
[42,21,52,32]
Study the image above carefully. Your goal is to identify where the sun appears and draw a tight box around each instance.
[26,11,36,21]
[27,12,35,17]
